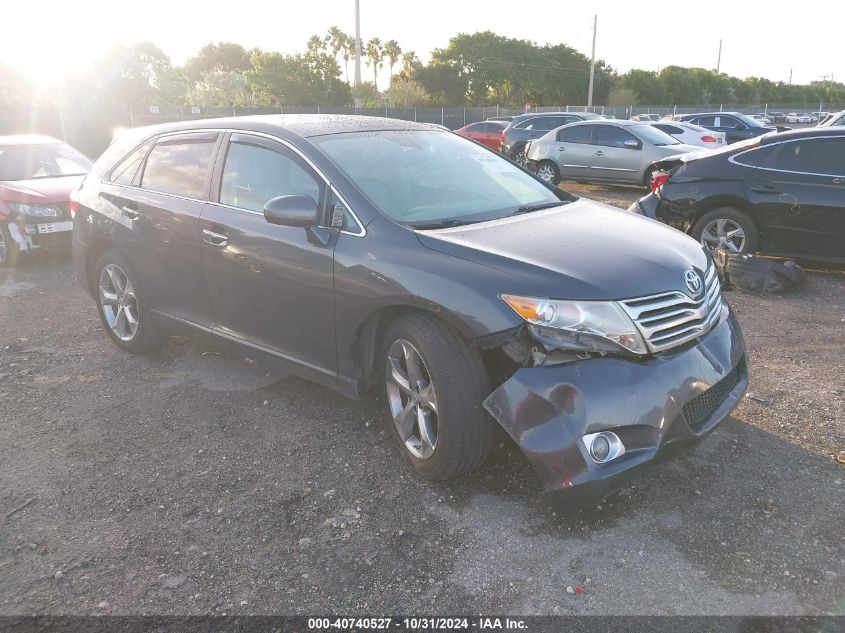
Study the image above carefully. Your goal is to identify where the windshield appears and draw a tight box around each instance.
[311,131,568,228]
[631,124,681,146]
[0,143,91,180]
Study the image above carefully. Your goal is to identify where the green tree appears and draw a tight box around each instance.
[246,49,351,106]
[387,76,432,107]
[365,37,383,91]
[383,39,402,90]
[401,50,421,76]
[306,35,327,55]
[192,70,253,106]
[0,64,31,107]
[184,42,251,84]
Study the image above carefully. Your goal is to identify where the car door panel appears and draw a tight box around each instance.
[589,126,642,182]
[746,137,845,258]
[200,133,337,374]
[111,132,219,327]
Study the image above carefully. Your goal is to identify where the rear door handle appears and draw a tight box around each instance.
[834,178,844,184]
[557,146,566,151]
[202,228,228,247]
[594,150,604,156]
[121,205,140,220]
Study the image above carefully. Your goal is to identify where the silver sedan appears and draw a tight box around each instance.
[525,120,701,187]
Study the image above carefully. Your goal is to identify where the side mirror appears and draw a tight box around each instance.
[623,139,641,150]
[263,195,319,228]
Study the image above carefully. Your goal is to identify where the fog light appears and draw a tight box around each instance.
[591,435,610,461]
[582,431,625,464]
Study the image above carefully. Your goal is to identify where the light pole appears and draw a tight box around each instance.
[354,0,363,107]
[587,15,597,107]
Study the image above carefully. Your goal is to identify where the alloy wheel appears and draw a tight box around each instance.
[536,164,557,183]
[99,264,139,342]
[700,218,746,253]
[514,151,527,166]
[385,339,439,460]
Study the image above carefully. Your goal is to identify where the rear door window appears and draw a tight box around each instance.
[764,138,845,176]
[140,134,218,199]
[557,125,594,144]
[695,116,717,126]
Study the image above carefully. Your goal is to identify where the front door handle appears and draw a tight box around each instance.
[121,205,140,220]
[557,147,566,151]
[594,150,604,156]
[202,228,228,247]
[834,178,844,184]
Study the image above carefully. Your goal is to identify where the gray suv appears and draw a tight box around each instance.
[71,115,747,510]
[500,112,603,165]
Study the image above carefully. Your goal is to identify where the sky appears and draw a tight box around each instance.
[1,0,840,89]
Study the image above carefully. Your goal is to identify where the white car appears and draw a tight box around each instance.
[648,121,727,148]
[751,114,772,125]
[786,112,813,123]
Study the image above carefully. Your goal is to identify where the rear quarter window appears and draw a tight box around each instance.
[140,135,218,199]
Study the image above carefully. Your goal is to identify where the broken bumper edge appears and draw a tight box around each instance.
[483,313,748,512]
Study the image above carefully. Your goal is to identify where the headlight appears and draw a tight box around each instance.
[501,294,648,355]
[8,202,61,217]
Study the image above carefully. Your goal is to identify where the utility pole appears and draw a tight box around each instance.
[354,0,363,107]
[716,39,722,73]
[587,15,597,107]
[788,69,793,85]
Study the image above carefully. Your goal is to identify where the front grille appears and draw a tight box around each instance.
[682,360,743,432]
[620,263,722,353]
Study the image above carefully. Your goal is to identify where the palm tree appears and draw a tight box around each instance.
[341,34,356,84]
[365,37,383,92]
[326,26,347,64]
[306,34,326,55]
[401,50,420,75]
[383,40,402,90]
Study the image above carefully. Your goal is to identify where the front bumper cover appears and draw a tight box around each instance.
[483,313,748,511]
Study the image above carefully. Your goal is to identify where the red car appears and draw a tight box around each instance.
[454,120,508,151]
[0,135,91,266]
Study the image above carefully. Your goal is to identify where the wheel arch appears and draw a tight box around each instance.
[350,303,488,396]
[84,237,117,296]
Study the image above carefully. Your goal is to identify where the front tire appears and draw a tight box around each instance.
[692,207,760,254]
[381,314,493,480]
[535,160,561,186]
[94,250,168,353]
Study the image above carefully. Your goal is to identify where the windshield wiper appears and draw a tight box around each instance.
[510,201,565,216]
[411,219,475,230]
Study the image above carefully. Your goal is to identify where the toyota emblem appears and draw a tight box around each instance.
[684,269,703,296]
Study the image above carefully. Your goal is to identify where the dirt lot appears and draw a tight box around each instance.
[1,186,843,616]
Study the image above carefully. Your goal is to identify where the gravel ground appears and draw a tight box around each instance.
[1,189,843,616]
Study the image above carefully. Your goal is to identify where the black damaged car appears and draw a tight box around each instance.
[72,115,748,510]
[632,128,845,263]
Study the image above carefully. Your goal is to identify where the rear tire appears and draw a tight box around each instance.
[0,222,20,267]
[381,313,493,480]
[535,160,561,186]
[94,249,169,353]
[692,207,760,255]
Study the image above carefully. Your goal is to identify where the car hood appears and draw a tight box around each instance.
[415,198,710,301]
[0,175,85,204]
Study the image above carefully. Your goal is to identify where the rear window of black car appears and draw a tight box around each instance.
[763,138,845,176]
[140,134,217,199]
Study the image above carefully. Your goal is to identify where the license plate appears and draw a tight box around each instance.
[36,221,72,234]
[717,138,724,144]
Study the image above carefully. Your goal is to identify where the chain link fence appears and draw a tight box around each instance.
[1,102,840,158]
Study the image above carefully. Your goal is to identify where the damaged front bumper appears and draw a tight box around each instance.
[5,214,73,254]
[483,313,748,511]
